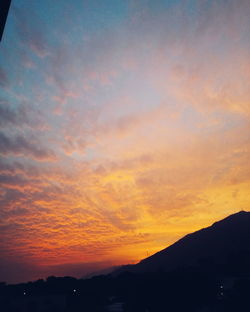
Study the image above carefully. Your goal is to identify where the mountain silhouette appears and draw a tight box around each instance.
[117,210,250,276]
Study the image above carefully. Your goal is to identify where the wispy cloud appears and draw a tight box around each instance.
[0,100,28,127]
[0,132,57,161]
[13,6,49,58]
[0,67,8,87]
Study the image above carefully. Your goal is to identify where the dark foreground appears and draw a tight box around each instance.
[1,269,250,312]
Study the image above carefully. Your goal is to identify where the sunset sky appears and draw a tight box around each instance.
[0,0,249,283]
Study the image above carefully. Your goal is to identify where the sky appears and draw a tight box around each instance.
[0,0,249,284]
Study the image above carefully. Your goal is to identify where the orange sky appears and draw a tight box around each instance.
[0,0,250,283]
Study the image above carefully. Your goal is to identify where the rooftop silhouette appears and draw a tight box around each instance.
[0,0,11,41]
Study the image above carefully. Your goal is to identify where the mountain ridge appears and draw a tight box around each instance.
[115,210,250,275]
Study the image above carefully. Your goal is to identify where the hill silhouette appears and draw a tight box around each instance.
[116,210,250,276]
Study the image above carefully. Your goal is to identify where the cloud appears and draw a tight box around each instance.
[0,132,57,161]
[0,99,48,131]
[0,160,25,175]
[0,174,28,189]
[0,100,28,127]
[0,67,8,87]
[0,188,24,208]
[13,6,49,58]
